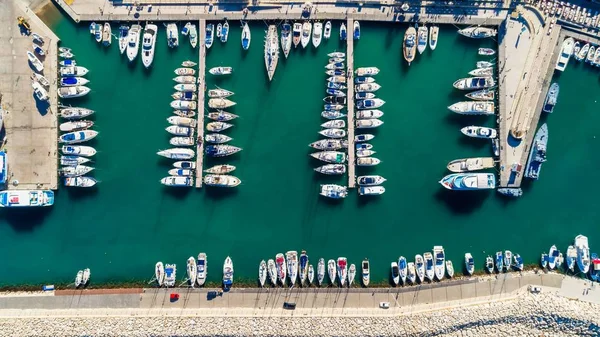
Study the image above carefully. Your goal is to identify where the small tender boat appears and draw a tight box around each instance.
[27,51,44,72]
[267,259,277,286]
[160,176,193,187]
[321,110,346,119]
[167,116,197,127]
[478,48,495,56]
[59,165,94,177]
[64,177,98,187]
[118,25,129,54]
[320,184,348,199]
[355,83,381,92]
[62,145,96,157]
[156,148,195,160]
[301,21,312,48]
[173,76,196,84]
[318,128,346,139]
[207,111,238,121]
[204,164,235,175]
[208,88,234,98]
[358,186,385,196]
[241,22,251,50]
[169,137,194,147]
[170,100,197,110]
[221,21,229,43]
[209,66,233,75]
[60,77,90,87]
[164,264,176,287]
[206,122,233,133]
[465,88,495,101]
[353,21,360,40]
[208,98,236,109]
[60,120,93,132]
[340,23,347,41]
[155,262,165,286]
[312,22,323,48]
[356,119,384,129]
[168,168,193,176]
[205,23,214,49]
[175,67,196,76]
[205,144,242,157]
[324,21,332,40]
[174,83,197,92]
[391,262,400,286]
[102,23,112,46]
[205,133,233,144]
[321,120,345,129]
[60,66,89,77]
[187,256,197,286]
[356,157,380,166]
[171,92,197,101]
[355,76,375,84]
[461,126,497,139]
[173,161,196,169]
[356,110,383,119]
[32,81,49,101]
[259,260,267,287]
[310,151,346,164]
[446,261,454,278]
[165,125,193,137]
[314,164,346,175]
[357,175,386,186]
[75,270,84,288]
[429,25,439,50]
[196,253,207,287]
[59,130,98,144]
[276,253,287,285]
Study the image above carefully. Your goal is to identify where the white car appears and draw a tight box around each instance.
[529,285,542,293]
[379,302,390,309]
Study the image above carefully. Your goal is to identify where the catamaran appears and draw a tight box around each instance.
[264,25,279,81]
[141,24,157,68]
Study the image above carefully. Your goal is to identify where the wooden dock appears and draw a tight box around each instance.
[346,18,356,189]
[195,19,206,188]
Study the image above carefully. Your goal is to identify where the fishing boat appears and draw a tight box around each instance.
[555,37,575,71]
[566,245,577,272]
[141,24,157,68]
[548,245,559,270]
[209,67,233,76]
[312,22,323,48]
[58,86,91,99]
[320,184,348,199]
[189,24,198,48]
[353,21,360,40]
[100,23,111,47]
[407,262,416,284]
[465,88,494,101]
[468,67,493,76]
[205,133,232,144]
[157,148,195,160]
[32,82,49,101]
[286,251,298,286]
[429,25,439,50]
[464,253,475,276]
[301,22,311,48]
[309,139,345,151]
[484,256,493,273]
[62,145,96,157]
[292,22,302,48]
[458,26,497,38]
[321,110,346,119]
[59,165,94,177]
[204,164,235,175]
[221,21,229,43]
[276,253,287,285]
[165,125,193,136]
[205,144,242,157]
[357,99,385,110]
[205,24,214,49]
[439,173,495,190]
[75,270,84,288]
[310,151,346,164]
[267,259,277,286]
[170,100,197,110]
[174,83,196,92]
[206,122,233,133]
[391,262,400,286]
[60,120,93,132]
[33,43,45,56]
[417,25,428,54]
[169,137,194,147]
[164,264,176,287]
[174,161,196,169]
[0,190,54,207]
[186,256,197,286]
[241,22,251,50]
[314,164,346,175]
[356,119,383,129]
[299,250,309,285]
[27,51,44,72]
[168,168,193,176]
[258,260,267,287]
[356,157,380,166]
[403,26,417,65]
[361,259,370,286]
[317,258,325,286]
[355,67,379,77]
[60,155,91,166]
[575,235,590,274]
[327,259,336,284]
[543,83,559,113]
[358,186,385,196]
[340,22,347,41]
[118,25,129,54]
[449,101,494,115]
[495,252,503,272]
[357,175,386,186]
[195,253,207,287]
[160,176,192,187]
[397,256,407,284]
[59,77,90,87]
[446,157,495,173]
[59,130,98,144]
[337,257,348,286]
[478,48,495,56]
[168,116,197,127]
[461,126,497,139]
[223,256,234,288]
[433,246,445,281]
[524,123,548,179]
[155,262,165,286]
[324,21,332,40]
[453,77,495,90]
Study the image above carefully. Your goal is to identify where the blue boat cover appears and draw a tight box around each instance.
[61,77,77,85]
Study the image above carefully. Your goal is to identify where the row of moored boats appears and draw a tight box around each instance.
[402,24,440,65]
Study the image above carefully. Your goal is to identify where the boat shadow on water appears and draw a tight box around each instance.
[65,184,99,200]
[434,188,490,214]
[0,207,53,232]
[203,185,239,200]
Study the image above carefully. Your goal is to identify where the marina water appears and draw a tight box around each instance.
[1,7,598,286]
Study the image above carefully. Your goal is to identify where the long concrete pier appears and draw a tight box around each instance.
[195,19,206,188]
[346,18,356,189]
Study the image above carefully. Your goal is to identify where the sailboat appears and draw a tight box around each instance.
[276,253,287,285]
[337,257,347,287]
[83,268,91,284]
[327,259,336,284]
[286,251,298,286]
[415,254,425,282]
[317,258,325,286]
[267,259,277,286]
[259,260,267,287]
[241,22,251,50]
[264,25,279,82]
[155,262,165,286]
[187,256,197,286]
[281,22,292,58]
[299,250,309,285]
[348,264,356,286]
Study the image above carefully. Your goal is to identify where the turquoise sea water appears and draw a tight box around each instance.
[1,6,598,286]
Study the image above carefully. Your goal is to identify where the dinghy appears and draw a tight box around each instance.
[58,130,98,144]
[204,164,235,174]
[62,145,96,157]
[64,176,98,187]
[205,133,232,144]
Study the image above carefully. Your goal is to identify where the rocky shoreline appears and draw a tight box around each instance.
[0,291,598,336]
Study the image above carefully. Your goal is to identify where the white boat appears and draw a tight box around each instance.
[60,77,89,87]
[171,92,197,101]
[208,98,235,109]
[321,110,346,119]
[155,262,165,286]
[59,51,73,59]
[204,174,241,187]
[357,99,385,110]
[361,259,369,286]
[0,190,54,207]
[464,253,475,275]
[170,100,197,110]
[141,24,158,68]
[75,270,84,287]
[320,184,348,199]
[60,155,91,166]
[60,107,94,120]
[32,73,50,88]
[173,161,196,170]
[356,119,383,129]
[118,25,129,54]
[429,26,439,50]
[468,67,493,77]
[32,33,45,45]
[281,22,292,58]
[397,257,407,285]
[356,149,375,158]
[166,125,193,137]
[353,21,360,40]
[182,22,191,36]
[164,264,176,287]
[348,264,356,286]
[324,21,332,39]
[327,259,336,284]
[276,253,287,285]
[175,68,196,76]
[204,164,235,175]
[575,234,590,274]
[328,76,346,83]
[424,252,434,281]
[207,111,238,121]
[407,262,416,284]
[319,128,346,139]
[102,23,112,46]
[27,51,44,72]
[206,122,233,133]
[340,23,347,41]
[357,175,386,186]
[258,260,267,287]
[325,62,344,70]
[566,245,577,272]
[265,25,279,82]
[355,67,380,76]
[403,26,416,65]
[355,83,381,93]
[205,24,214,49]
[478,48,495,56]
[205,144,242,157]
[221,21,229,43]
[189,24,198,48]
[267,259,277,286]
[358,186,385,196]
[58,130,98,144]
[59,165,94,177]
[417,25,428,54]
[448,101,495,115]
[314,164,346,175]
[554,37,575,71]
[209,66,233,75]
[337,257,348,286]
[458,26,497,38]
[301,22,311,48]
[62,145,96,157]
[216,23,222,39]
[315,258,325,286]
[241,22,251,50]
[32,81,49,101]
[187,256,197,286]
[173,76,196,84]
[440,173,496,190]
[312,22,323,48]
[90,23,102,43]
[292,22,302,48]
[205,133,233,144]
[223,256,233,288]
[167,116,197,127]
[328,52,345,58]
[33,43,45,56]
[196,253,207,286]
[453,77,495,90]
[160,176,192,187]
[157,148,195,160]
[64,177,96,189]
[461,126,497,139]
[174,84,197,92]
[575,43,590,62]
[286,251,298,286]
[60,120,93,132]
[465,88,495,101]
[321,120,345,129]
[60,66,89,77]
[356,110,383,119]
[391,262,399,286]
[548,245,559,270]
[447,157,495,173]
[356,157,380,166]
[208,88,234,98]
[308,264,314,285]
[169,137,194,147]
[415,254,425,282]
[446,261,454,278]
[58,86,90,99]
[310,151,346,164]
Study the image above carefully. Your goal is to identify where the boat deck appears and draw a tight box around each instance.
[1,1,59,191]
[195,19,206,188]
[346,18,356,189]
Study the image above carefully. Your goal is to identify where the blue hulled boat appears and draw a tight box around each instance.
[495,251,503,272]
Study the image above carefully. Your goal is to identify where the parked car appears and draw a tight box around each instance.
[283,302,296,310]
[529,285,542,293]
[379,302,390,309]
